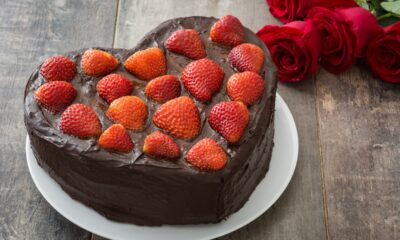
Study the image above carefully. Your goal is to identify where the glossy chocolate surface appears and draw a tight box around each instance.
[24,16,277,225]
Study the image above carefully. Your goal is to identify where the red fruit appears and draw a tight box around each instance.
[81,49,119,77]
[228,43,265,73]
[144,75,180,103]
[208,101,249,143]
[40,56,76,82]
[165,29,206,59]
[227,71,265,105]
[97,74,134,104]
[124,48,166,81]
[98,124,134,153]
[60,104,101,139]
[181,58,224,102]
[35,81,77,113]
[106,96,148,130]
[143,131,181,159]
[210,15,245,47]
[153,96,201,140]
[186,138,227,171]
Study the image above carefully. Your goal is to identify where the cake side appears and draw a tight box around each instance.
[24,16,277,225]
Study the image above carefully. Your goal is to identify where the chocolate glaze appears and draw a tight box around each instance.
[24,16,277,225]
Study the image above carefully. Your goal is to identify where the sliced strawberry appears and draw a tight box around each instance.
[153,96,200,140]
[181,58,224,102]
[144,75,180,103]
[143,131,180,159]
[60,104,101,139]
[98,124,134,153]
[210,15,245,47]
[227,71,265,105]
[208,101,249,143]
[124,47,167,81]
[97,73,134,104]
[186,138,227,171]
[35,81,77,113]
[81,49,119,77]
[106,96,148,130]
[40,56,76,82]
[228,43,265,73]
[165,29,206,59]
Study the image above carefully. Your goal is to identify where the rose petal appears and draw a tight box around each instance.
[307,7,356,74]
[367,23,400,83]
[337,7,384,58]
[266,0,357,23]
[257,20,320,82]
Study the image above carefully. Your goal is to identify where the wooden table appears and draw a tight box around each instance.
[1,1,398,239]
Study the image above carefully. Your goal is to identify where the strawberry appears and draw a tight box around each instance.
[81,49,119,77]
[98,124,134,153]
[106,96,148,130]
[181,58,224,102]
[210,15,245,47]
[186,138,227,171]
[228,43,265,73]
[144,75,180,103]
[124,47,166,81]
[60,103,101,139]
[153,96,200,140]
[165,29,206,60]
[227,71,265,105]
[40,56,76,82]
[97,73,134,104]
[143,131,180,159]
[35,81,77,113]
[208,101,249,143]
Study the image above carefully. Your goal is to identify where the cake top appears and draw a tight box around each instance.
[24,16,276,173]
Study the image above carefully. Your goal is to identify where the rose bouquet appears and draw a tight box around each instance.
[257,0,400,83]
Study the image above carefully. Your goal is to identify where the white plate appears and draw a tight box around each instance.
[26,93,298,240]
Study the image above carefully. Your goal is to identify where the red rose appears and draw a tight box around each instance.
[336,7,383,58]
[266,0,358,23]
[367,22,400,83]
[257,20,320,82]
[307,7,384,74]
[307,7,356,74]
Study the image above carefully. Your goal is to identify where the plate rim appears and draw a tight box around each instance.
[26,93,299,240]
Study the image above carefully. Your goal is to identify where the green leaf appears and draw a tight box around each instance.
[355,0,370,10]
[379,15,400,26]
[381,1,400,15]
[368,0,387,16]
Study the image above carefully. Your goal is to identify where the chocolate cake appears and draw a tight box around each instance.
[24,16,277,226]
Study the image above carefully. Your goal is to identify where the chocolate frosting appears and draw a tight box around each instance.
[24,16,277,225]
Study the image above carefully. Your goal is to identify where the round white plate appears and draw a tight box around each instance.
[26,93,298,240]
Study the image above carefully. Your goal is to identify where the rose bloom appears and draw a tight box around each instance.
[266,0,358,23]
[307,7,382,74]
[336,7,383,58]
[367,22,400,83]
[257,20,320,82]
[307,7,356,74]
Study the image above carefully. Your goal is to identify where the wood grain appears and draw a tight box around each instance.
[0,0,117,239]
[316,64,400,240]
[109,1,327,240]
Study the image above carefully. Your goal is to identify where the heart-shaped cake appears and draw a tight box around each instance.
[24,16,277,225]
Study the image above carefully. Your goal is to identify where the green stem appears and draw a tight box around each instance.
[377,12,393,20]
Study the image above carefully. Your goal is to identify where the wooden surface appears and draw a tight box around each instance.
[0,0,398,239]
[316,67,400,240]
[0,1,116,239]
